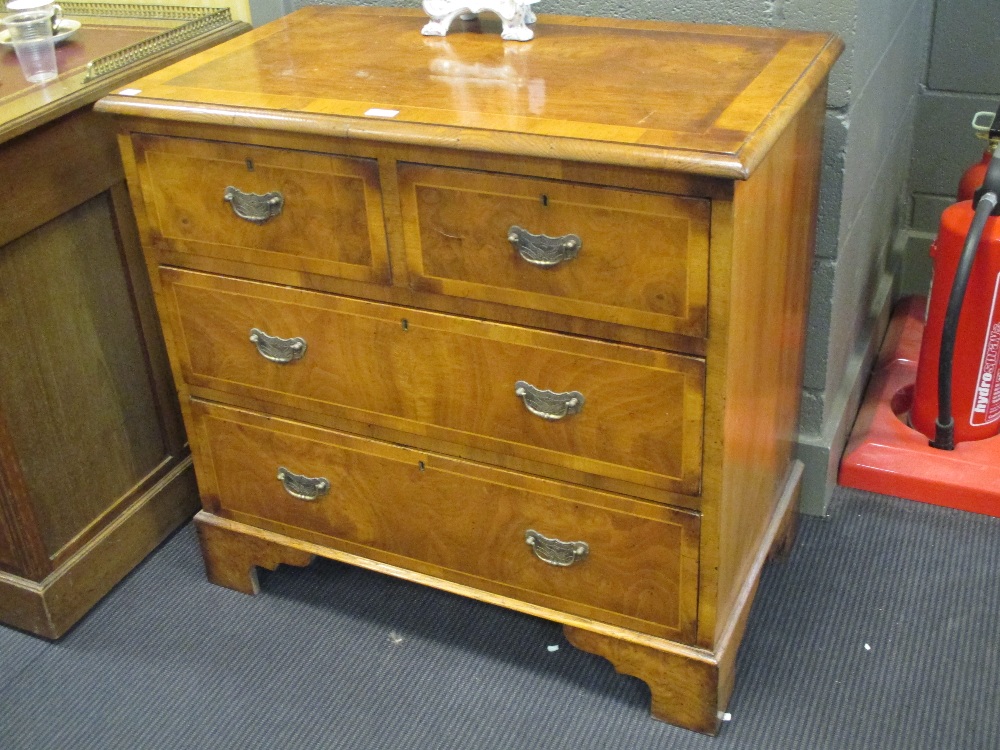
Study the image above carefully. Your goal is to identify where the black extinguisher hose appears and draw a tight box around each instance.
[932,149,1000,449]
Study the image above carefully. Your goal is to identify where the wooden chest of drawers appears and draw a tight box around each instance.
[98,6,840,734]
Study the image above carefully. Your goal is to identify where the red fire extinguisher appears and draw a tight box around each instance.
[958,108,1000,201]
[911,144,1000,448]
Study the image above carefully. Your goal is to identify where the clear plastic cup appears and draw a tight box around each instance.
[3,9,57,84]
[5,0,62,33]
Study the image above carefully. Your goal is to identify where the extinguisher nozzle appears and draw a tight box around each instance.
[931,418,956,451]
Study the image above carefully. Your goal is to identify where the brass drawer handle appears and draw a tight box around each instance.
[514,380,584,421]
[277,467,330,501]
[223,186,284,224]
[249,327,307,364]
[508,226,582,267]
[525,530,589,567]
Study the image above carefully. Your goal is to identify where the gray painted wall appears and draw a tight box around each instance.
[797,0,933,514]
[902,1,1000,298]
[243,0,936,515]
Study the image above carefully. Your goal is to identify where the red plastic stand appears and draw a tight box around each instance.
[839,296,1000,517]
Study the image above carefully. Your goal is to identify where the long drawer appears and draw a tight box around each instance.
[398,163,710,337]
[130,134,389,284]
[161,268,706,499]
[189,399,701,641]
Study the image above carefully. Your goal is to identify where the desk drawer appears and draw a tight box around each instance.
[190,400,700,641]
[131,134,389,284]
[163,269,705,498]
[398,164,710,337]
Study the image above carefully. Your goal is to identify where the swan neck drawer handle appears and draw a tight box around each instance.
[223,186,284,224]
[277,467,330,501]
[525,530,589,567]
[508,226,581,267]
[514,380,584,421]
[249,328,307,364]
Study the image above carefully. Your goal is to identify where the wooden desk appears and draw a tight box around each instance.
[0,4,248,639]
[98,7,840,732]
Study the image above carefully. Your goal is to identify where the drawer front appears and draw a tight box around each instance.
[398,164,710,337]
[190,400,700,641]
[163,269,705,498]
[131,134,389,284]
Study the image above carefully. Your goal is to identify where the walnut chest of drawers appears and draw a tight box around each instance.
[97,6,841,734]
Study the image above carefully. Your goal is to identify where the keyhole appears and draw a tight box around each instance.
[541,194,548,207]
[418,461,426,472]
[246,158,255,172]
[401,319,409,331]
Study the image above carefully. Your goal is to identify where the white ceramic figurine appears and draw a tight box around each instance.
[421,0,540,41]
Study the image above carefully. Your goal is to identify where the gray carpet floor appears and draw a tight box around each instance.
[1,486,998,749]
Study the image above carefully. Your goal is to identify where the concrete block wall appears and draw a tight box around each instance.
[901,1,1000,298]
[246,0,936,515]
[797,0,933,514]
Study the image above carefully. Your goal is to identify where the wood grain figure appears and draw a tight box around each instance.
[98,7,840,732]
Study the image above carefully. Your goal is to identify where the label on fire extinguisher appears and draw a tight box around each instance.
[971,273,1000,426]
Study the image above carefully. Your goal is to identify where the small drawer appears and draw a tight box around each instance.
[131,134,389,284]
[190,400,701,642]
[162,268,705,499]
[398,163,710,337]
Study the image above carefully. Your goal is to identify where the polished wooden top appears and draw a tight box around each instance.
[98,6,841,178]
[1,11,248,146]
